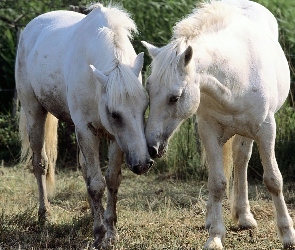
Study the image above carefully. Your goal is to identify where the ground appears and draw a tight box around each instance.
[0,164,294,249]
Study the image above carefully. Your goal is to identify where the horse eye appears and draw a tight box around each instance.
[111,112,121,120]
[169,96,180,103]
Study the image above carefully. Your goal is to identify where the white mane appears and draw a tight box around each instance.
[173,1,236,40]
[88,3,146,110]
[88,3,137,47]
[150,0,239,88]
[106,63,147,111]
[150,39,195,88]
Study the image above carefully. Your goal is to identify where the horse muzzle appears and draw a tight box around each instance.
[126,156,154,175]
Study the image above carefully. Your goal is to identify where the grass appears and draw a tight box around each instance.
[0,164,294,249]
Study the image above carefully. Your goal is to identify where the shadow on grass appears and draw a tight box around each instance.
[0,207,93,249]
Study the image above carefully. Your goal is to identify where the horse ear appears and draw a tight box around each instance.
[90,64,108,85]
[178,46,193,72]
[132,52,144,78]
[141,41,160,58]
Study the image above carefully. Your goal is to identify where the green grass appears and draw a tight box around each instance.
[1,164,294,249]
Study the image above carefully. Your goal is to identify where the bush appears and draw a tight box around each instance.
[0,113,20,164]
[1,0,295,181]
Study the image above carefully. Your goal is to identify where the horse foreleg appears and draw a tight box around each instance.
[104,140,123,245]
[198,120,226,249]
[79,149,93,215]
[76,128,107,249]
[256,115,295,249]
[231,135,257,229]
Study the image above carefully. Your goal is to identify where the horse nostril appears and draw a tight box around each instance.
[148,146,158,159]
[132,164,141,175]
[147,159,154,168]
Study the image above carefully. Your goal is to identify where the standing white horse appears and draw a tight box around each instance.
[142,0,295,249]
[15,3,153,249]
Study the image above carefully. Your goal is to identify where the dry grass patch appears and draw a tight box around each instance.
[0,164,294,249]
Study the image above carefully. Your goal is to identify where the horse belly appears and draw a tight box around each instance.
[37,82,72,124]
[198,92,268,140]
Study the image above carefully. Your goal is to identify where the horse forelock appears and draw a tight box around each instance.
[92,42,146,111]
[86,3,144,110]
[151,40,195,88]
[104,63,147,112]
[173,0,236,41]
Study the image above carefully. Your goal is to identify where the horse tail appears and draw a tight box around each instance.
[223,136,234,198]
[201,136,234,198]
[19,108,58,196]
[44,113,58,196]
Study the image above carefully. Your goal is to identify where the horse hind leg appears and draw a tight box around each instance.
[256,114,295,248]
[21,102,57,223]
[231,135,257,229]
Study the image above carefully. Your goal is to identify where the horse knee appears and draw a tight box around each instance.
[263,174,282,196]
[32,153,48,175]
[105,168,122,190]
[87,177,106,200]
[208,176,227,201]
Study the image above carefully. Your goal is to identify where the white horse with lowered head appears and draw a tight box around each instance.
[142,0,295,249]
[15,3,153,249]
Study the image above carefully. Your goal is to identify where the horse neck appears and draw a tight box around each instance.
[79,12,135,68]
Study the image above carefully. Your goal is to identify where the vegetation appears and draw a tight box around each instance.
[1,1,294,248]
[0,114,20,163]
[1,165,295,249]
[0,0,295,181]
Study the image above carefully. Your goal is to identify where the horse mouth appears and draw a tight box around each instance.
[148,143,167,159]
[125,156,154,175]
[156,147,167,158]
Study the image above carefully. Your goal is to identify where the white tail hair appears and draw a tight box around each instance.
[19,108,58,196]
[222,136,234,198]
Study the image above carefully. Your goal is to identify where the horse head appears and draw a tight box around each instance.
[90,53,153,174]
[142,41,200,159]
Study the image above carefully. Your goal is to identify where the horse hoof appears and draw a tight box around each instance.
[92,233,118,250]
[238,214,258,229]
[106,230,119,244]
[204,236,224,249]
[282,227,295,249]
[91,242,112,250]
[38,209,52,225]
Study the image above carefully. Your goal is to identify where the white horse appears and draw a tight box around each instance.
[142,0,295,249]
[15,3,153,249]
